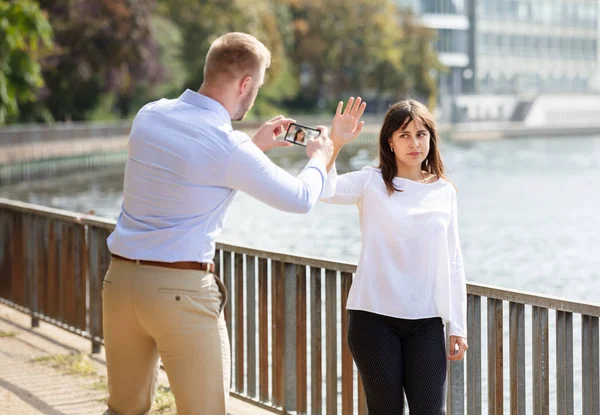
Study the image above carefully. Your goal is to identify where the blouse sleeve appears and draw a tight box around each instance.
[448,187,467,338]
[319,164,372,205]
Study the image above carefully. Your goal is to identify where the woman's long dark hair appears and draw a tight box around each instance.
[378,100,446,195]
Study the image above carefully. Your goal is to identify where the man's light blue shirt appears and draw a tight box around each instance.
[107,90,327,263]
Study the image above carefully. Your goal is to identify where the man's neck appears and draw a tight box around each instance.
[197,84,236,119]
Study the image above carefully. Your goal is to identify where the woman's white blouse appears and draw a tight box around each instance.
[320,166,467,338]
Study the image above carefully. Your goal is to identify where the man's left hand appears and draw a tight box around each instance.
[252,115,295,152]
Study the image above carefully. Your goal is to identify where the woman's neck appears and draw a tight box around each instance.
[396,165,424,182]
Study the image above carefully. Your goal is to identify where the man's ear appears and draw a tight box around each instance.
[239,75,252,96]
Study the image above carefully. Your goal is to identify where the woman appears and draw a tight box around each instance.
[294,128,306,144]
[325,98,468,414]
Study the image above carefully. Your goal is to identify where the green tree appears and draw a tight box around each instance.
[285,0,442,111]
[158,0,297,117]
[0,0,52,124]
[287,0,404,107]
[36,0,162,122]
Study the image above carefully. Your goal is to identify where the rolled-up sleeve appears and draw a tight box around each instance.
[225,140,326,213]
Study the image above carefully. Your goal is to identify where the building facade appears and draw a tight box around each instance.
[476,0,599,94]
[398,0,600,116]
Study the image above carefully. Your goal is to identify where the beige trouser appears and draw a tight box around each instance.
[101,257,230,415]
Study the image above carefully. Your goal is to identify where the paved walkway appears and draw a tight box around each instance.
[0,304,269,415]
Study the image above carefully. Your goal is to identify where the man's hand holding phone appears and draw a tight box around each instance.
[252,115,295,152]
[306,126,334,167]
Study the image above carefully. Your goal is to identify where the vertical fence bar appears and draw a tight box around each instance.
[325,269,337,415]
[73,223,87,331]
[582,315,599,414]
[467,294,482,415]
[488,298,503,415]
[272,260,284,408]
[27,214,39,327]
[340,272,353,415]
[235,253,244,393]
[35,217,48,319]
[310,267,323,415]
[46,220,58,319]
[88,226,110,353]
[0,210,12,298]
[258,257,269,403]
[62,223,75,325]
[213,249,221,279]
[296,265,307,414]
[223,251,233,353]
[532,306,549,415]
[246,255,257,399]
[447,333,465,415]
[556,311,573,415]
[283,262,298,412]
[357,374,368,415]
[509,302,526,414]
[11,211,25,307]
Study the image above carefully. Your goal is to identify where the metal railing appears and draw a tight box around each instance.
[0,197,598,414]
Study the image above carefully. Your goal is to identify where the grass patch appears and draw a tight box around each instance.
[150,386,176,414]
[29,352,97,377]
[0,330,18,338]
[91,379,108,392]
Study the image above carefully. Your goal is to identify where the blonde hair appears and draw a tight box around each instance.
[204,32,271,83]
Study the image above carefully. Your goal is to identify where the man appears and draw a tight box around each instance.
[101,32,333,415]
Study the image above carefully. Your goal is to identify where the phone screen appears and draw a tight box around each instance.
[284,123,320,147]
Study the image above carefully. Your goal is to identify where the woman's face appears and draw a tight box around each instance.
[297,130,305,142]
[388,117,430,168]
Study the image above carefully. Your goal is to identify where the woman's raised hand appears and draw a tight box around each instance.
[330,97,366,147]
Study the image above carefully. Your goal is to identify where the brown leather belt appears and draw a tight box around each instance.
[111,254,215,273]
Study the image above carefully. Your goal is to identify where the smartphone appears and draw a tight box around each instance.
[284,123,321,147]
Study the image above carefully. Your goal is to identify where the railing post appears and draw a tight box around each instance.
[258,257,269,403]
[283,262,298,413]
[28,214,40,328]
[509,302,525,414]
[556,311,573,415]
[310,267,323,415]
[246,255,257,399]
[223,251,233,354]
[296,265,308,414]
[447,328,465,415]
[582,315,599,414]
[487,298,503,415]
[532,306,549,415]
[466,294,481,415]
[272,260,285,408]
[340,272,353,415]
[88,226,110,354]
[234,253,244,393]
[325,269,337,415]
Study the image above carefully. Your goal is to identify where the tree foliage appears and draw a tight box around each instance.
[2,0,442,123]
[0,0,52,124]
[36,0,163,121]
[158,0,298,117]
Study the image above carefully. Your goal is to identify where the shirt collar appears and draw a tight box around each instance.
[178,89,231,125]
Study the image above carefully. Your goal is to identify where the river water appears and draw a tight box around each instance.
[4,135,600,305]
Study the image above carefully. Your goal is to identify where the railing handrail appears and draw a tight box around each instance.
[1,196,599,317]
